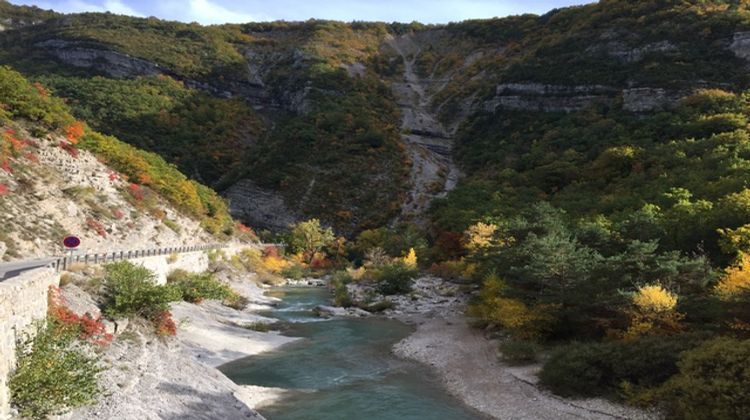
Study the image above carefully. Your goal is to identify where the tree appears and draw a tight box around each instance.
[288,219,335,262]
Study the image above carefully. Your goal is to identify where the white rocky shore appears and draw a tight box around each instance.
[56,272,297,420]
[349,276,658,420]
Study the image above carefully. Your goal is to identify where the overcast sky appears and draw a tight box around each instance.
[9,0,595,24]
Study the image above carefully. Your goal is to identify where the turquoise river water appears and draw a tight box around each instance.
[219,287,483,420]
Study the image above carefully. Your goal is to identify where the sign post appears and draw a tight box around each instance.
[63,236,81,250]
[62,236,81,268]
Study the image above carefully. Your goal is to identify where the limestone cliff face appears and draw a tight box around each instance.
[587,40,678,63]
[33,38,278,110]
[225,179,300,232]
[730,32,750,60]
[483,83,685,114]
[36,39,162,78]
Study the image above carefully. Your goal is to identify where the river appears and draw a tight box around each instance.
[219,287,483,420]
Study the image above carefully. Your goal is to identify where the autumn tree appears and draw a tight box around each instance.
[623,284,683,339]
[288,219,335,263]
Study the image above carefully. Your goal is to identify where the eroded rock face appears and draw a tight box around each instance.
[486,83,618,113]
[623,87,681,112]
[35,39,162,78]
[730,32,750,60]
[486,82,684,113]
[589,40,678,63]
[225,179,300,232]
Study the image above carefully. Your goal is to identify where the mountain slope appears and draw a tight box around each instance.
[3,1,750,239]
[0,66,245,259]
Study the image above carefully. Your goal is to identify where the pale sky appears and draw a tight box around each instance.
[9,0,595,24]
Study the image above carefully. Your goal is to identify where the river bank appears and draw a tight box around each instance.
[57,271,295,420]
[374,276,657,420]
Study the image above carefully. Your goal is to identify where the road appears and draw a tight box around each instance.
[0,257,58,281]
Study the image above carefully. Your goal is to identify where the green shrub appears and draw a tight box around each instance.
[102,261,180,319]
[223,292,249,310]
[330,270,353,307]
[539,334,707,398]
[374,263,417,295]
[163,219,181,233]
[498,339,539,365]
[281,263,306,280]
[659,338,750,419]
[242,322,272,332]
[167,269,233,303]
[10,319,102,418]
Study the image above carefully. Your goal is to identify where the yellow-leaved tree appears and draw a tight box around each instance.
[623,285,683,340]
[714,253,750,333]
[468,273,557,340]
[465,222,498,251]
[715,253,750,299]
[402,248,417,268]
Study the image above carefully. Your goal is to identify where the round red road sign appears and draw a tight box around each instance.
[63,236,81,249]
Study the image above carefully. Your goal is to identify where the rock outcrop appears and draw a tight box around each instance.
[589,40,678,63]
[486,82,684,113]
[35,39,162,78]
[225,179,300,232]
[486,83,617,113]
[730,31,750,60]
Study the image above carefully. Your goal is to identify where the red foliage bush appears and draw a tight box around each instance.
[310,255,333,269]
[111,208,125,220]
[127,183,144,201]
[153,311,177,336]
[59,141,79,158]
[86,218,107,238]
[32,82,49,97]
[64,121,85,144]
[435,231,467,260]
[48,286,113,346]
[263,245,280,258]
[0,184,8,195]
[24,152,39,163]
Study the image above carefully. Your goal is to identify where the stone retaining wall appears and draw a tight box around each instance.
[0,268,60,419]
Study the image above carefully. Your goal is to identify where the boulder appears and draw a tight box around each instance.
[60,283,101,318]
[313,305,348,317]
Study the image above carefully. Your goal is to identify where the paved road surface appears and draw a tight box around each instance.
[0,257,58,281]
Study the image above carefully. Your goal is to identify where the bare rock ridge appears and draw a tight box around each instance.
[386,34,460,224]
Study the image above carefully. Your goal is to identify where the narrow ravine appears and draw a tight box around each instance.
[219,287,484,420]
[386,34,461,224]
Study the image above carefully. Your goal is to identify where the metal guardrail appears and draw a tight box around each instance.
[46,243,227,272]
